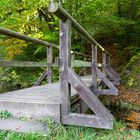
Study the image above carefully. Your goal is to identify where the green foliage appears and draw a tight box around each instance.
[0,110,13,119]
[123,52,140,89]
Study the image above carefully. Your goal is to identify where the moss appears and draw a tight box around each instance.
[123,52,140,89]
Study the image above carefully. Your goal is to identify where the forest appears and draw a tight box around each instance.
[0,0,140,139]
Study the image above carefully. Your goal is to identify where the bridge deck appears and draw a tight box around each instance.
[0,75,92,122]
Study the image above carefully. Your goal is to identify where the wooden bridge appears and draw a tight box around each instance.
[0,1,121,132]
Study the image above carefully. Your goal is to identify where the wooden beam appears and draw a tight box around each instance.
[96,68,118,96]
[60,19,71,115]
[34,68,48,86]
[105,67,120,85]
[92,45,97,88]
[68,68,113,119]
[0,27,59,49]
[47,47,53,83]
[0,60,57,67]
[62,113,113,129]
[48,1,112,57]
[83,57,87,75]
[0,59,102,68]
[108,66,121,80]
[102,52,106,75]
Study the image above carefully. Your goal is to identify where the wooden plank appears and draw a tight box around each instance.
[102,52,106,75]
[47,47,52,83]
[0,99,61,122]
[107,56,112,66]
[97,68,118,95]
[108,66,121,80]
[60,19,71,115]
[0,27,59,49]
[62,113,113,129]
[72,60,91,67]
[0,60,57,68]
[0,118,49,133]
[94,89,118,96]
[34,68,48,86]
[68,68,113,119]
[0,59,102,68]
[92,45,97,88]
[105,67,120,85]
[83,57,87,75]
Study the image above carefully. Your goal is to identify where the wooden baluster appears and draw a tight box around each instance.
[108,56,111,66]
[60,19,71,115]
[47,46,52,83]
[92,45,97,88]
[102,52,106,75]
[83,57,87,75]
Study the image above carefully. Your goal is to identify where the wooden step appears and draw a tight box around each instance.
[0,84,61,122]
[0,118,49,133]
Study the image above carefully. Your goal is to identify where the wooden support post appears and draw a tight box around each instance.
[47,47,52,83]
[102,52,106,75]
[83,57,87,75]
[60,19,71,115]
[108,56,111,66]
[71,53,75,61]
[92,45,97,88]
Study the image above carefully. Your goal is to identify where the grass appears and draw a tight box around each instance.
[0,120,139,140]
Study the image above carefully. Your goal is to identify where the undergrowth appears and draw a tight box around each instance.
[0,110,13,119]
[0,120,139,140]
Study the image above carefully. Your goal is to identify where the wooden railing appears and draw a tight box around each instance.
[0,27,92,86]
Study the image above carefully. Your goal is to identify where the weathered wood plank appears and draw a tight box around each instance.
[92,45,97,88]
[94,89,118,96]
[97,68,118,95]
[62,113,113,129]
[105,67,120,85]
[0,118,49,133]
[108,66,121,80]
[68,68,113,119]
[102,52,106,75]
[0,27,59,49]
[83,57,87,75]
[60,19,71,115]
[72,60,91,67]
[0,60,57,68]
[47,47,53,83]
[34,68,48,86]
[0,59,102,68]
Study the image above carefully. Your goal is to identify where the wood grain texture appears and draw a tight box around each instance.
[62,113,113,129]
[47,47,53,83]
[68,68,113,119]
[34,68,48,86]
[92,45,97,88]
[60,19,71,115]
[0,60,57,67]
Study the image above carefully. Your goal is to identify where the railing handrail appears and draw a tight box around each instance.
[0,27,59,49]
[49,1,112,57]
[0,27,92,59]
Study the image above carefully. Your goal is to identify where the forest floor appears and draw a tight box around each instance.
[100,85,140,130]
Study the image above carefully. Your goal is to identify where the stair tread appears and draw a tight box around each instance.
[0,118,49,133]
